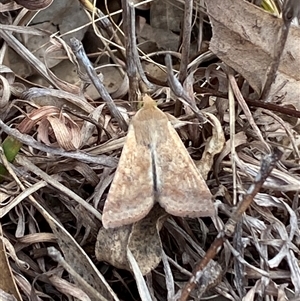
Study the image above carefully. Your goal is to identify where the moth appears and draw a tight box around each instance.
[102,95,214,228]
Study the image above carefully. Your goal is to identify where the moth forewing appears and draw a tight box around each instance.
[156,121,214,217]
[102,95,214,229]
[102,123,155,229]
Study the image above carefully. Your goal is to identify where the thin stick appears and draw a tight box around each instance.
[122,1,154,98]
[70,37,128,131]
[165,54,205,122]
[178,148,283,301]
[0,30,59,89]
[175,0,193,116]
[178,0,193,83]
[121,0,139,108]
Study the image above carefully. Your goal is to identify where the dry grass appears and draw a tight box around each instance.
[0,0,299,300]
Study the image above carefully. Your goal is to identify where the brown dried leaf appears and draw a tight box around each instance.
[17,105,81,150]
[95,225,131,271]
[96,205,167,275]
[47,115,81,150]
[127,205,168,275]
[18,106,59,133]
[206,0,300,107]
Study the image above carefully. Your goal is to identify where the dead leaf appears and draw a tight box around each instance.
[22,87,95,114]
[96,205,168,275]
[206,0,300,107]
[96,225,131,271]
[18,106,81,150]
[128,205,168,274]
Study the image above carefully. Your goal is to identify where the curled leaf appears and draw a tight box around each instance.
[14,0,53,10]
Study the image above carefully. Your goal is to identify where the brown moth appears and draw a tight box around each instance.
[102,95,214,228]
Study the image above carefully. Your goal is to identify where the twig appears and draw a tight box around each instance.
[121,0,154,105]
[178,0,193,81]
[121,0,139,108]
[178,148,283,301]
[0,30,59,89]
[165,54,205,122]
[126,4,153,92]
[233,220,246,298]
[228,70,270,152]
[245,98,300,119]
[70,37,128,131]
[175,0,193,116]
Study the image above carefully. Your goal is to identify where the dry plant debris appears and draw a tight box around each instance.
[0,0,300,300]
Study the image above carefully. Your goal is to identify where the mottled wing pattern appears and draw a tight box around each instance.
[156,122,214,217]
[102,124,155,228]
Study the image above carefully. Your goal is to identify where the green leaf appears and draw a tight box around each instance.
[0,136,22,181]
